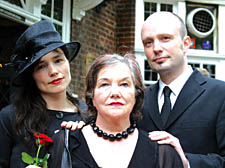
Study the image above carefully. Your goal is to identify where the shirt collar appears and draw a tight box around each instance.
[159,66,193,97]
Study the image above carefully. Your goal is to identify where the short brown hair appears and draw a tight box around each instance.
[84,54,145,122]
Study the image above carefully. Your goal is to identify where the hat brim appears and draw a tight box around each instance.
[64,42,81,62]
[12,41,80,87]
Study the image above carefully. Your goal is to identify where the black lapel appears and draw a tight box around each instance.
[164,70,206,129]
[145,83,163,130]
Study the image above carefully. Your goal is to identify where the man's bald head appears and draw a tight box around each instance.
[143,11,187,39]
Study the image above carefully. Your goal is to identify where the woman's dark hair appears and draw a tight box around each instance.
[85,53,145,123]
[12,56,80,146]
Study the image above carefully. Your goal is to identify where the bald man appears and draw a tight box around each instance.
[139,11,225,168]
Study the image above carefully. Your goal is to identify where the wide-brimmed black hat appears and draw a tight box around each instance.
[9,20,80,86]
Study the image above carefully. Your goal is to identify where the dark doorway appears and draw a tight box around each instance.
[0,16,27,110]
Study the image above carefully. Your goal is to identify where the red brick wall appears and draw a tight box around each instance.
[116,0,135,54]
[70,0,135,101]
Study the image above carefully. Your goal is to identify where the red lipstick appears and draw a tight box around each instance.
[50,78,63,84]
[109,102,123,106]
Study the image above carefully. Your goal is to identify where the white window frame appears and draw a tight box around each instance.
[188,61,216,78]
[135,0,225,83]
[0,0,71,43]
[40,0,71,42]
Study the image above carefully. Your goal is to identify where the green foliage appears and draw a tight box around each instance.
[21,152,50,168]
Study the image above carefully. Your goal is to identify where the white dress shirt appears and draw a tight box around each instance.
[158,66,193,168]
[158,66,193,113]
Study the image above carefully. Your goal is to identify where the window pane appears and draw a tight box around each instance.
[144,60,158,81]
[144,2,156,20]
[188,63,200,68]
[42,0,52,17]
[3,0,21,7]
[189,63,215,78]
[144,2,173,20]
[41,0,63,21]
[145,2,150,12]
[54,0,63,21]
[161,4,173,12]
[54,23,62,36]
[203,64,215,78]
[41,0,63,36]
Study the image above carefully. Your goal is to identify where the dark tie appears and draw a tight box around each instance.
[161,86,172,126]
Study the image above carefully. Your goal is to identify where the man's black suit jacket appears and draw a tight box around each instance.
[138,69,225,168]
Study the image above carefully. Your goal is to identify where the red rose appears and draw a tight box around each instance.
[34,133,53,146]
[22,133,53,167]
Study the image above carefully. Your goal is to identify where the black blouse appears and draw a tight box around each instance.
[68,128,184,168]
[0,104,81,168]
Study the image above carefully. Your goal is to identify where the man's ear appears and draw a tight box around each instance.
[183,36,191,54]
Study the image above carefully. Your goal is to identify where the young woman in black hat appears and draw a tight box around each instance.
[0,20,86,168]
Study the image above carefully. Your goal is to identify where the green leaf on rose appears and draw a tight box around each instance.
[43,153,50,161]
[21,152,34,165]
[42,153,50,168]
[42,160,48,168]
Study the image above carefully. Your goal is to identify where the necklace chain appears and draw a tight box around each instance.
[90,120,137,141]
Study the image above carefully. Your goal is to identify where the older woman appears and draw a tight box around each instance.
[63,54,183,168]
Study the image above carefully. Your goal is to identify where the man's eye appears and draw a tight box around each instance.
[144,41,152,47]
